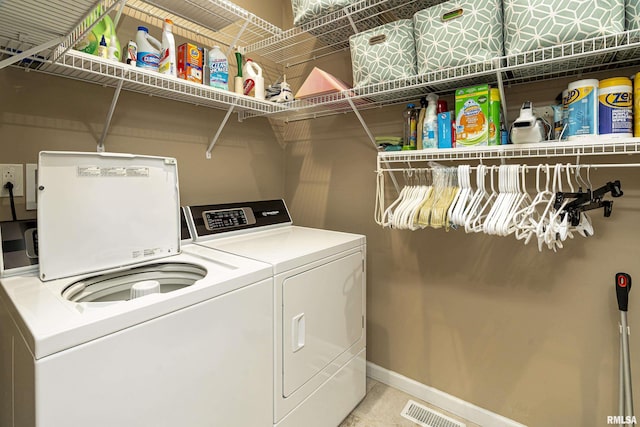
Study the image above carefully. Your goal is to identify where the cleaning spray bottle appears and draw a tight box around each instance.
[234,48,243,95]
[136,26,162,70]
[243,59,264,100]
[422,93,439,148]
[208,46,228,90]
[107,34,119,61]
[158,19,176,77]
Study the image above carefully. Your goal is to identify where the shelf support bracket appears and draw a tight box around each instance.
[346,14,359,34]
[97,79,124,153]
[0,37,64,70]
[206,101,239,159]
[345,95,400,194]
[494,58,508,125]
[112,0,128,28]
[227,21,250,57]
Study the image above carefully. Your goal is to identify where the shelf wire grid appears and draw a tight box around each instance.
[247,0,446,66]
[37,50,290,114]
[139,0,281,48]
[377,139,640,166]
[0,0,124,66]
[261,30,640,122]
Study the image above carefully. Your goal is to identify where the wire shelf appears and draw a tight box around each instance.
[0,0,125,65]
[263,30,640,122]
[37,50,290,114]
[247,0,445,66]
[139,0,281,47]
[377,138,640,166]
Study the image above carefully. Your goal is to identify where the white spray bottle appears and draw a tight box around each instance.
[422,93,439,149]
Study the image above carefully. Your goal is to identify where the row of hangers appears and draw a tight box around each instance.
[375,163,623,251]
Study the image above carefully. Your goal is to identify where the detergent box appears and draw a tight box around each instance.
[177,43,204,84]
[455,84,490,147]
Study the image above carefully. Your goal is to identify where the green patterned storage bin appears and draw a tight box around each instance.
[503,0,625,55]
[349,19,417,88]
[627,0,640,29]
[413,0,504,74]
[291,0,353,26]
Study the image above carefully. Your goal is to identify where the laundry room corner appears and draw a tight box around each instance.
[283,80,640,426]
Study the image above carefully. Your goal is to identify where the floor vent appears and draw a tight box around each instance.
[400,400,466,427]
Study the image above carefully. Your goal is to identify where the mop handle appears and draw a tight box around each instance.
[616,272,632,312]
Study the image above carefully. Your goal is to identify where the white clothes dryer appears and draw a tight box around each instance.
[0,152,274,427]
[185,200,366,427]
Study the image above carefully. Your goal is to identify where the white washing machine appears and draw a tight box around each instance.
[0,152,274,427]
[185,200,366,427]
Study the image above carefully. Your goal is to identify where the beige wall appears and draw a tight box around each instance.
[0,66,284,220]
[283,60,640,425]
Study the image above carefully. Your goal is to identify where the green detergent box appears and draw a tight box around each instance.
[455,84,490,147]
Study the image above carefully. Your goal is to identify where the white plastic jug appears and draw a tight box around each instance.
[243,59,264,100]
[136,26,162,70]
[158,19,176,77]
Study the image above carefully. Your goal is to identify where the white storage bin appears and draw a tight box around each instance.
[413,0,503,74]
[291,0,353,27]
[503,0,625,55]
[349,19,417,88]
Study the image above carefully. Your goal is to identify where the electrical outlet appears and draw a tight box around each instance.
[0,164,24,197]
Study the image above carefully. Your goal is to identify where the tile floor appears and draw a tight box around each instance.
[340,379,480,427]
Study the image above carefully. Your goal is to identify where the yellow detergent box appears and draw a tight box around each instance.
[455,84,490,147]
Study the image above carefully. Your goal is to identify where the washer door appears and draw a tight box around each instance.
[282,251,364,397]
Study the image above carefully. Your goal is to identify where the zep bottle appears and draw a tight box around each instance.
[598,77,633,138]
[135,26,162,70]
[242,59,265,99]
[567,79,599,140]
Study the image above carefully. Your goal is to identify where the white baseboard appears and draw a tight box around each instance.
[366,362,528,427]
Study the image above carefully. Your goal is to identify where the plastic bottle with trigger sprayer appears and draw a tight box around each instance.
[422,93,439,148]
[135,26,162,70]
[158,19,176,77]
[243,59,264,100]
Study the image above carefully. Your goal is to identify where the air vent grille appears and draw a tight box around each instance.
[400,400,466,427]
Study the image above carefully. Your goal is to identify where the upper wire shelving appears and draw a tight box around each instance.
[246,0,445,67]
[4,0,640,134]
[377,138,640,167]
[251,29,640,123]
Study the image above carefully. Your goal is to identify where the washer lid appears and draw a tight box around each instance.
[37,152,180,281]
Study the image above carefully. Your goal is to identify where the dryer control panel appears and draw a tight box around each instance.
[186,199,292,238]
[203,207,256,231]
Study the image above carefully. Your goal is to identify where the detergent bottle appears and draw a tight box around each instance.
[158,19,177,77]
[74,8,120,60]
[136,26,162,70]
[243,59,265,99]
